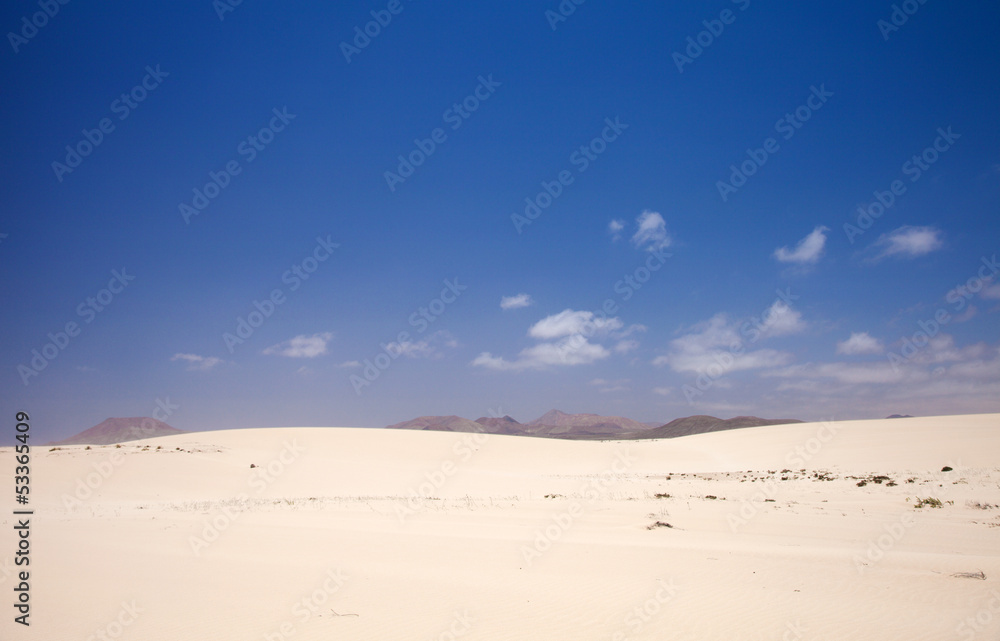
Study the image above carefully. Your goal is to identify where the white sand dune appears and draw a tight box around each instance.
[3,414,999,640]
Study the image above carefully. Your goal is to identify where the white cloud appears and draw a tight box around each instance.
[631,210,672,251]
[263,332,333,358]
[652,387,673,396]
[765,361,907,385]
[759,301,806,337]
[979,280,1000,300]
[472,337,611,371]
[614,339,640,354]
[652,312,795,374]
[171,353,223,371]
[591,378,630,393]
[474,310,633,372]
[773,226,829,265]
[337,360,362,368]
[608,219,625,241]
[766,335,998,390]
[386,340,435,358]
[528,309,623,340]
[500,293,533,310]
[384,331,457,360]
[871,226,943,259]
[836,332,884,355]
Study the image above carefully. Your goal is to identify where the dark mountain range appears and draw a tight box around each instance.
[386,410,802,441]
[49,417,184,446]
[636,415,804,440]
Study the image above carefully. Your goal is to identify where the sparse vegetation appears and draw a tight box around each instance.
[646,521,673,530]
[941,466,953,472]
[653,493,670,499]
[914,497,943,509]
[951,570,985,580]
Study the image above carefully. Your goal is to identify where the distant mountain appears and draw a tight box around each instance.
[50,417,184,446]
[385,411,803,441]
[387,410,656,439]
[886,414,914,419]
[384,415,486,433]
[474,415,524,434]
[527,409,651,433]
[637,415,803,440]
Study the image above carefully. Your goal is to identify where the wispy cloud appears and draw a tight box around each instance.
[385,331,457,360]
[608,219,625,241]
[631,210,672,251]
[263,332,333,358]
[171,353,223,371]
[836,332,884,355]
[870,225,943,260]
[500,293,534,310]
[472,338,610,371]
[591,378,630,393]
[653,303,802,374]
[773,226,829,265]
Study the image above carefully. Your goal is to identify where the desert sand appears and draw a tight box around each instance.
[2,414,999,640]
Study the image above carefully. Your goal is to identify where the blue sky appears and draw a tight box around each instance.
[2,1,999,441]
